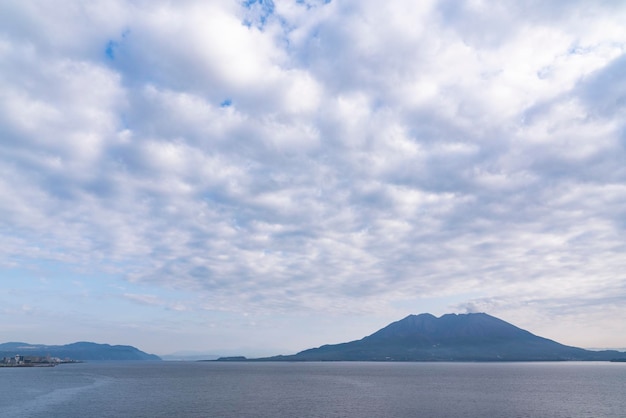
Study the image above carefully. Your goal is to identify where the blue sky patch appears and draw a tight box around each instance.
[105,40,118,60]
[105,30,130,60]
[242,0,275,29]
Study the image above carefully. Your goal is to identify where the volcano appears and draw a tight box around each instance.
[266,313,626,361]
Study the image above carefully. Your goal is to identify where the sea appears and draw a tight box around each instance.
[1,361,625,417]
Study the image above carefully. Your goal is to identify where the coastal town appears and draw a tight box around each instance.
[1,354,76,367]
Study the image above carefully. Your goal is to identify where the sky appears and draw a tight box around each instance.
[1,0,626,357]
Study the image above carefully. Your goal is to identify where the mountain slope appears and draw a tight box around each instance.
[0,342,161,361]
[271,313,625,361]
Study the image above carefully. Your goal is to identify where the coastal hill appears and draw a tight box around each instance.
[262,313,626,361]
[0,342,161,361]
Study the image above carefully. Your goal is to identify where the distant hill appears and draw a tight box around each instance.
[0,342,161,361]
[262,313,626,362]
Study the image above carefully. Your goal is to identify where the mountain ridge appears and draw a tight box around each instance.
[0,341,161,361]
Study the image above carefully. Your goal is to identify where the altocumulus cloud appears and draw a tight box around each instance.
[1,0,626,350]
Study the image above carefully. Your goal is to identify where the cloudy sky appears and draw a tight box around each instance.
[1,0,626,356]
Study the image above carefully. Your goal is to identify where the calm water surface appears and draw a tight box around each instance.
[1,361,625,417]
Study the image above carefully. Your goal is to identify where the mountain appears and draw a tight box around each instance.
[0,342,161,361]
[264,313,626,361]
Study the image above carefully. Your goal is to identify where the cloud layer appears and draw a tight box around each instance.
[1,0,626,351]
